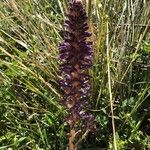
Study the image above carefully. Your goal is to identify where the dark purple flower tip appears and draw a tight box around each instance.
[66,14,74,22]
[84,32,92,37]
[60,64,73,74]
[80,22,88,29]
[60,43,71,51]
[59,52,69,61]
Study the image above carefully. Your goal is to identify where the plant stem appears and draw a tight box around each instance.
[68,129,77,150]
[106,22,117,150]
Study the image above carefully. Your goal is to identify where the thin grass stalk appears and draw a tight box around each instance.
[106,22,117,150]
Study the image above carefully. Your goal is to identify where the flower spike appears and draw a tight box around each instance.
[59,0,95,149]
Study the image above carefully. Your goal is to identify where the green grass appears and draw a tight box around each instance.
[0,0,150,149]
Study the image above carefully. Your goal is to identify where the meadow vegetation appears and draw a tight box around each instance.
[0,0,150,149]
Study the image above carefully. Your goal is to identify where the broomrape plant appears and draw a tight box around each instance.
[59,0,95,149]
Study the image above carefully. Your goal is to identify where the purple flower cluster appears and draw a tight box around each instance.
[59,0,95,131]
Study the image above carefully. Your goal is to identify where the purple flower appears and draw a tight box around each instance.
[59,0,95,132]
